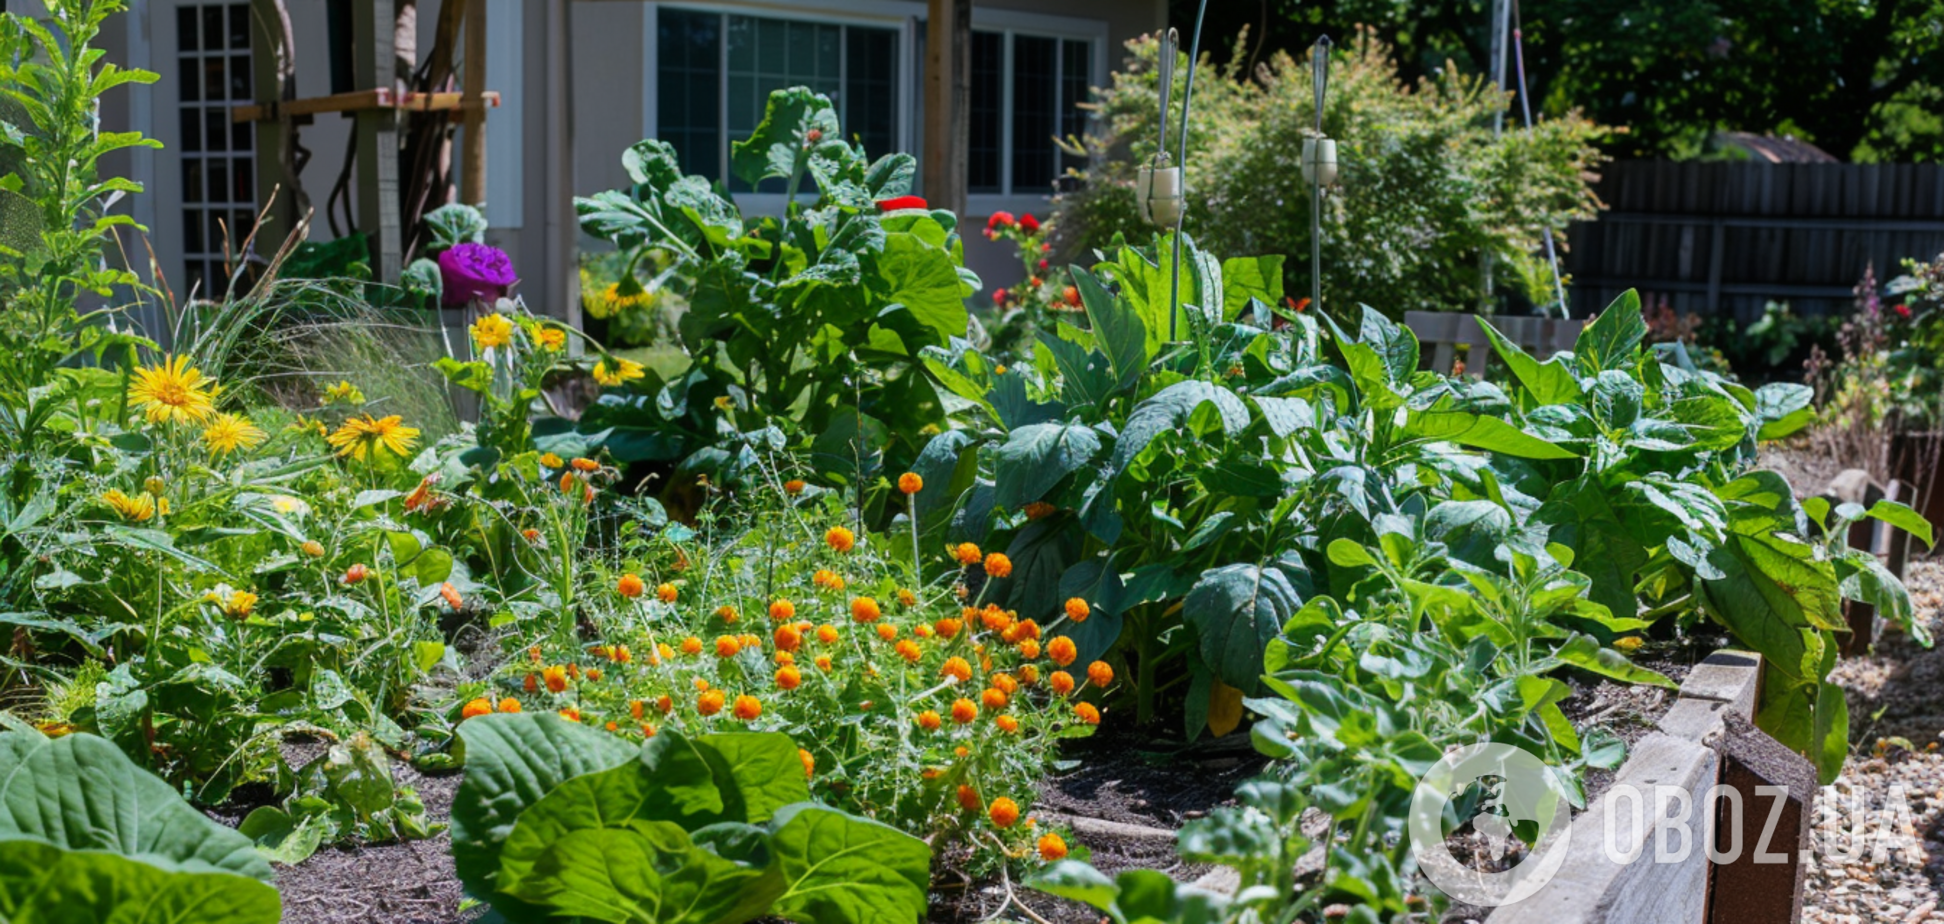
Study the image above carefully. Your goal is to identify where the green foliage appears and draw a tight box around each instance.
[573,87,979,496]
[453,715,929,924]
[0,728,280,922]
[1054,30,1602,315]
[238,734,437,865]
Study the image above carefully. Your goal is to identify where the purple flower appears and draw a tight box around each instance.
[437,242,518,306]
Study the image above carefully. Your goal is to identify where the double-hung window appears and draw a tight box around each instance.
[652,6,906,197]
[967,29,1092,197]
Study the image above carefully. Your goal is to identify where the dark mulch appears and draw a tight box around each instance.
[267,762,473,924]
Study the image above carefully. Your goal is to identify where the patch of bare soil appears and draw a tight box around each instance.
[268,763,474,924]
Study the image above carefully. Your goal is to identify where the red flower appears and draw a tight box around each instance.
[1037,259,1049,271]
[986,211,1016,234]
[876,195,928,212]
[1020,214,1040,232]
[1895,303,1912,319]
[993,288,1009,305]
[1286,296,1311,313]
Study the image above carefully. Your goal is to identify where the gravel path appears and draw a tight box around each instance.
[1807,559,1944,924]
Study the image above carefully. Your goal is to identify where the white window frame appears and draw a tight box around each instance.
[641,1,1106,219]
[642,0,919,215]
[957,9,1108,220]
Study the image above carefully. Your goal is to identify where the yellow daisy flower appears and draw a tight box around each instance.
[128,355,218,425]
[322,381,365,405]
[470,312,515,350]
[534,327,567,351]
[201,412,266,455]
[591,358,645,387]
[326,414,421,462]
[99,489,156,522]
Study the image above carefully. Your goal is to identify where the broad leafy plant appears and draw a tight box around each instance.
[452,714,930,924]
[0,727,280,923]
[571,87,978,504]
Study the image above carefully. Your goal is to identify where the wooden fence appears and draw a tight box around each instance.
[1565,161,1944,322]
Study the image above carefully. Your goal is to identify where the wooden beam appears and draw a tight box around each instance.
[922,0,969,216]
[459,0,488,206]
[231,89,500,122]
[249,0,298,247]
[353,0,403,283]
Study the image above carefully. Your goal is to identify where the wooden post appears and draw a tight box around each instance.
[1706,712,1815,924]
[922,0,969,216]
[353,0,404,282]
[248,0,300,246]
[459,0,488,207]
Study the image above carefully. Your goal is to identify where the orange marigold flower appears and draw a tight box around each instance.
[942,657,973,682]
[567,664,581,679]
[1074,702,1101,725]
[584,667,603,682]
[1050,671,1075,695]
[953,543,982,565]
[570,457,600,473]
[825,526,856,553]
[522,528,541,543]
[955,746,970,758]
[715,635,742,658]
[915,624,935,639]
[543,665,569,693]
[498,697,522,714]
[851,596,881,623]
[656,643,675,663]
[957,784,982,811]
[697,689,726,715]
[991,673,1018,695]
[776,665,802,690]
[1015,619,1042,641]
[1023,501,1056,519]
[681,636,704,656]
[898,472,924,494]
[716,604,740,623]
[440,582,464,609]
[524,673,538,693]
[798,748,815,778]
[989,797,1020,828]
[656,582,678,603]
[612,645,632,664]
[301,540,326,558]
[1064,597,1090,622]
[641,723,657,737]
[935,617,963,639]
[605,721,619,732]
[461,698,493,720]
[816,624,840,644]
[344,563,369,584]
[983,553,1013,578]
[1019,664,1040,685]
[617,574,646,598]
[813,569,845,591]
[1048,636,1078,667]
[996,714,1020,734]
[655,694,674,714]
[630,700,645,721]
[693,677,711,691]
[982,687,1009,710]
[559,471,576,494]
[769,599,796,621]
[558,707,581,723]
[897,589,917,607]
[774,623,803,652]
[528,645,544,664]
[1018,639,1042,660]
[784,478,806,495]
[951,697,979,724]
[775,650,795,666]
[1086,661,1114,687]
[877,623,899,641]
[740,633,763,650]
[733,694,762,721]
[1037,832,1068,860]
[917,710,943,731]
[981,608,1014,633]
[895,639,923,662]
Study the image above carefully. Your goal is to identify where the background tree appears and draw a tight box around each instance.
[1175,0,1944,162]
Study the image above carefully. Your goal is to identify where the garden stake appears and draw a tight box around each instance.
[1513,1,1570,317]
[1304,36,1334,315]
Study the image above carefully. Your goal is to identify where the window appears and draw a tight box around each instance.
[174,1,255,299]
[967,30,1092,196]
[655,8,901,194]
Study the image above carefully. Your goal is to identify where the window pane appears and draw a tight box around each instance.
[203,56,225,102]
[230,54,251,100]
[177,6,199,52]
[967,31,1003,193]
[207,160,230,204]
[657,9,721,182]
[843,27,897,158]
[179,107,202,152]
[233,159,253,204]
[181,159,203,204]
[228,3,249,49]
[202,7,224,54]
[179,58,200,103]
[1060,39,1091,177]
[1011,36,1058,193]
[182,207,205,254]
[205,110,228,151]
[231,117,252,152]
[726,15,841,192]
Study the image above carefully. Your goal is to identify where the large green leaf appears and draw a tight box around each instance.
[993,422,1102,509]
[1111,381,1251,475]
[500,824,781,924]
[0,732,271,882]
[768,804,930,924]
[696,733,813,825]
[0,839,280,924]
[1072,265,1148,390]
[875,232,967,341]
[1478,318,1583,406]
[1574,290,1647,375]
[1184,561,1308,693]
[1753,383,1816,441]
[452,714,636,905]
[1403,411,1579,460]
[1541,634,1677,688]
[729,87,840,187]
[1220,254,1284,320]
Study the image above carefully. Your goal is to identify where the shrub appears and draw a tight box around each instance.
[1052,29,1605,316]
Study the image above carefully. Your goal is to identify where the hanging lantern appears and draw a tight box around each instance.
[1138,29,1184,227]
